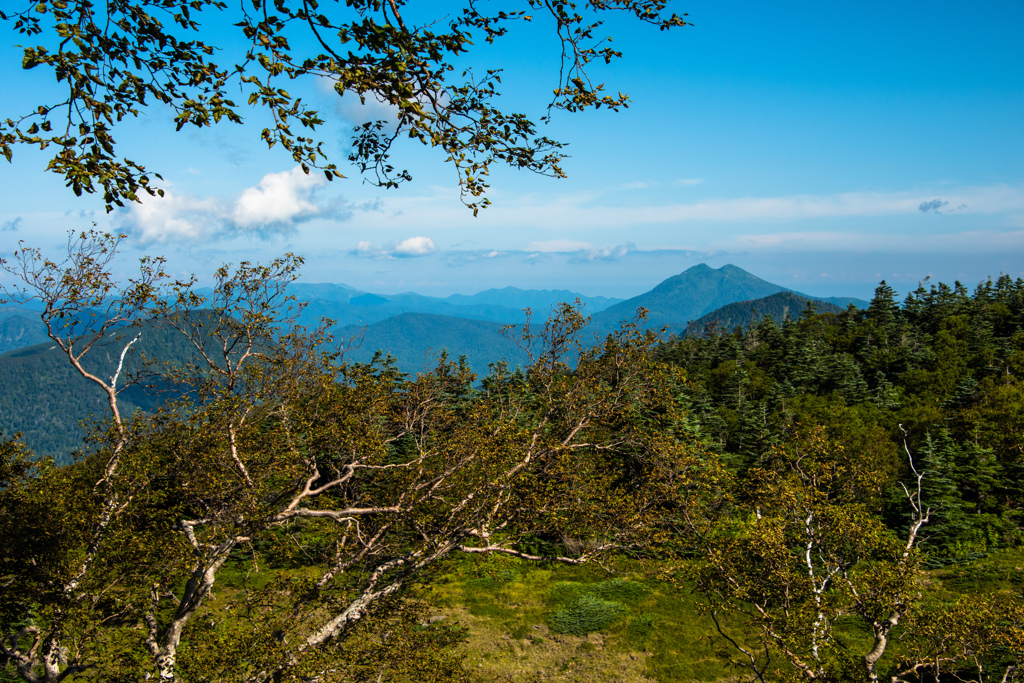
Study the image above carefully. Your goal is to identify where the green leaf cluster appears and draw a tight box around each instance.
[1,0,688,212]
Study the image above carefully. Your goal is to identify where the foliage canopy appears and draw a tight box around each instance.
[1,0,688,212]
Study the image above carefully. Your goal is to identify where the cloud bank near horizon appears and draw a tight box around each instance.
[337,182,1024,236]
[351,236,439,259]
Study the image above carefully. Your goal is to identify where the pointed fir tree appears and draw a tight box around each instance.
[916,430,971,557]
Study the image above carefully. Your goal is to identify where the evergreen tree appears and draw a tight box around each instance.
[916,430,971,554]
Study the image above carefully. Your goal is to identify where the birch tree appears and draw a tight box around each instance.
[689,426,932,683]
[0,239,715,682]
[0,230,167,683]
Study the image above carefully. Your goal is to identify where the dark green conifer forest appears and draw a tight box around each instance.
[658,276,1024,562]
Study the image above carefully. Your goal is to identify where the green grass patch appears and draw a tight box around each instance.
[419,554,740,681]
[626,613,655,641]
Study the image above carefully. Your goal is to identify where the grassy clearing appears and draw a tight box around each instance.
[417,554,735,682]
[929,546,1024,599]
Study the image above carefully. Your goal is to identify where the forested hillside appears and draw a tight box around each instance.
[0,285,620,362]
[684,291,845,336]
[338,313,531,374]
[0,308,50,354]
[289,283,622,328]
[589,264,867,335]
[658,276,1024,559]
[0,320,210,464]
[590,263,790,335]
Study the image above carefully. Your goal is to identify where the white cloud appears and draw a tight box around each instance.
[346,183,1024,234]
[735,231,851,248]
[495,239,634,265]
[232,167,326,227]
[321,77,449,131]
[522,239,632,261]
[724,229,1024,254]
[335,91,401,126]
[571,242,633,262]
[393,236,437,257]
[350,236,438,259]
[125,189,224,243]
[121,167,330,244]
[674,178,703,186]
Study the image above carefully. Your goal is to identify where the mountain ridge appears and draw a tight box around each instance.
[0,263,870,460]
[2,265,868,360]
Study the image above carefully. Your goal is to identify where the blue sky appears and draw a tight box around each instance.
[2,0,1023,301]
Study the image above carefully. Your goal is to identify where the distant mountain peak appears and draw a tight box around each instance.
[592,263,788,334]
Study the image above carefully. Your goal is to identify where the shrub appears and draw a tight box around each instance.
[547,594,627,636]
